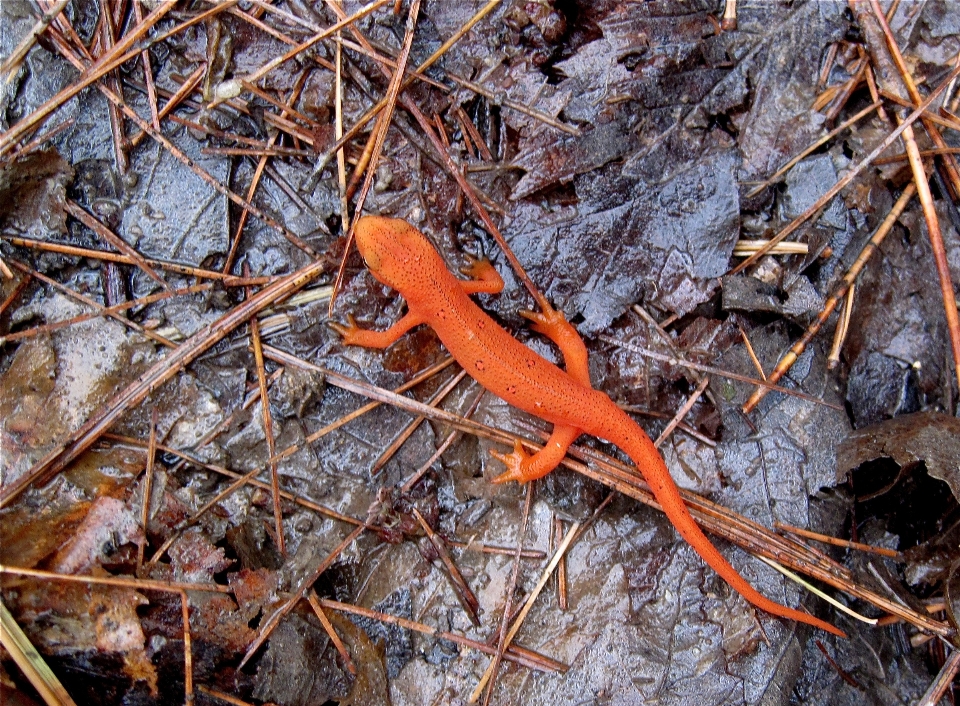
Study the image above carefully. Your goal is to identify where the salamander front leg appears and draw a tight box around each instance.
[330,311,424,349]
[491,423,582,484]
[458,256,504,295]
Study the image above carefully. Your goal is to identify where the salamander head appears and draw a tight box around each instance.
[354,216,441,293]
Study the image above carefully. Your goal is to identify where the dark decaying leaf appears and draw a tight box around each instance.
[495,149,739,334]
[0,150,74,239]
[946,559,960,633]
[348,588,414,679]
[837,411,960,504]
[251,615,353,706]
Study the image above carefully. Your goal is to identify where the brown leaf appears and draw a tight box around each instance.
[837,411,960,503]
[50,496,144,574]
[168,529,234,583]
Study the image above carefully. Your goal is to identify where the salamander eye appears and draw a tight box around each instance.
[362,248,382,272]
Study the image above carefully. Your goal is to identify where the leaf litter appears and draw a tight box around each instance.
[1,1,959,704]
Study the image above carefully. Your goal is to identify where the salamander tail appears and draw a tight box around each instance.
[599,408,846,638]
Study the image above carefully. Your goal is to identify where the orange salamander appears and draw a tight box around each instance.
[332,215,845,638]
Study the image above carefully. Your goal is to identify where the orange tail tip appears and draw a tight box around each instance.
[822,623,848,639]
[773,605,846,638]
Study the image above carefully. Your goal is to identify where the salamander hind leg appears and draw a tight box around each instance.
[518,305,591,388]
[491,424,582,484]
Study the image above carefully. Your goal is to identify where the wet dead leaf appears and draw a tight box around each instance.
[497,149,740,335]
[1,314,154,488]
[50,496,144,575]
[837,411,960,503]
[167,530,233,584]
[11,579,156,694]
[0,149,73,239]
[228,567,280,623]
[251,615,352,706]
[328,610,391,706]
